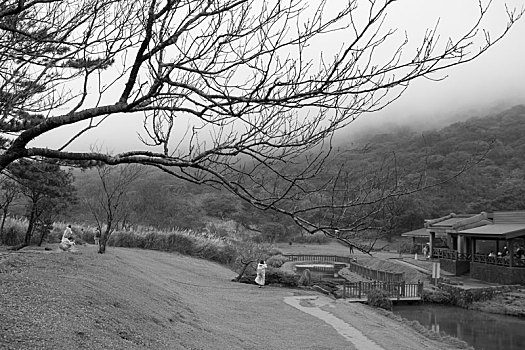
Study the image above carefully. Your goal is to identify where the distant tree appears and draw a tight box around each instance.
[0,175,20,243]
[204,195,239,220]
[85,164,144,253]
[8,159,76,248]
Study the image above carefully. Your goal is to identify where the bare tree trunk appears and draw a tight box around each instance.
[37,227,48,247]
[98,240,107,254]
[234,260,255,281]
[98,228,112,254]
[0,212,7,244]
[24,207,37,246]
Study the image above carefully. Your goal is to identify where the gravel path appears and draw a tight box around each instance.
[1,245,468,349]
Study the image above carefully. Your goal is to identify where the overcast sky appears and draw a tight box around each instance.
[32,0,525,152]
[346,0,525,137]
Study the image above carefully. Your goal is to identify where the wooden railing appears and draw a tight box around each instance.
[342,281,424,300]
[433,249,525,267]
[473,254,525,267]
[473,253,509,266]
[284,254,404,282]
[432,248,470,261]
[285,254,350,263]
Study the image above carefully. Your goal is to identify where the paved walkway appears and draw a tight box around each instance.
[284,295,385,350]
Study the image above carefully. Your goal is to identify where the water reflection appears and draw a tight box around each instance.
[393,304,525,350]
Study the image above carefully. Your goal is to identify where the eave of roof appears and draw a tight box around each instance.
[459,224,525,240]
[401,228,428,238]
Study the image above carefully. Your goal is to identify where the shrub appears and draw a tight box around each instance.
[210,244,237,265]
[1,217,27,245]
[268,247,283,256]
[422,288,453,304]
[291,232,329,244]
[238,269,298,287]
[367,288,393,310]
[298,269,312,286]
[105,227,237,265]
[3,226,23,246]
[267,254,288,268]
[108,231,142,248]
[265,269,299,287]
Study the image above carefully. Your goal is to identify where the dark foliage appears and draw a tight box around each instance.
[63,105,525,240]
[367,288,393,310]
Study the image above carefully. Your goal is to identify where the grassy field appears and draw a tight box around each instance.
[0,244,470,350]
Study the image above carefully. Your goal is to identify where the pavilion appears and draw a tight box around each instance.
[409,211,525,284]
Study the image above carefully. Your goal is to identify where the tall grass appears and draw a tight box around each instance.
[291,232,330,244]
[108,228,237,265]
[1,217,28,245]
[0,216,260,271]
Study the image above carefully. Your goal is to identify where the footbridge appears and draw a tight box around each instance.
[284,254,423,302]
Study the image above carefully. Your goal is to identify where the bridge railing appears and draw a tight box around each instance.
[342,281,424,300]
[284,254,404,282]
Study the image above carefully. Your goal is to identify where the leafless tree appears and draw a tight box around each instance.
[232,241,272,281]
[0,0,523,248]
[85,164,144,253]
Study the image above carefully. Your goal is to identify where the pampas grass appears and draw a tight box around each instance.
[1,217,27,245]
[108,227,237,264]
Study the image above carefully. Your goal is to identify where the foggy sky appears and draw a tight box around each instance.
[32,0,525,152]
[345,0,525,138]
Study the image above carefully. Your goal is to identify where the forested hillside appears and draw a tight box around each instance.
[339,104,525,233]
[64,104,525,239]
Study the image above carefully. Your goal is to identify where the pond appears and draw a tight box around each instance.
[392,304,525,350]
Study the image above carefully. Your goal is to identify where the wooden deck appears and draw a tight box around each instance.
[284,254,423,301]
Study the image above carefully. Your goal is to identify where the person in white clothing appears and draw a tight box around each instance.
[255,260,267,288]
[59,225,75,251]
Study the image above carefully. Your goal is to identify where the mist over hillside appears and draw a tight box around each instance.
[335,100,525,147]
[61,104,525,239]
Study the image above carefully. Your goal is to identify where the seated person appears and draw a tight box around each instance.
[59,225,76,251]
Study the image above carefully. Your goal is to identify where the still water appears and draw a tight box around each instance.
[392,304,525,350]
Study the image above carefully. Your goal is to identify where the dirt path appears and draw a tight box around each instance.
[1,245,468,349]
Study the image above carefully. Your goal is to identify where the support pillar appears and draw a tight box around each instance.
[471,238,476,262]
[508,239,514,267]
[429,232,436,258]
[457,235,464,255]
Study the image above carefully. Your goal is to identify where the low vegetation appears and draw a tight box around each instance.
[366,288,393,310]
[2,218,287,278]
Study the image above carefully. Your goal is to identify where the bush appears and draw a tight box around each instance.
[1,217,27,245]
[239,269,299,287]
[367,288,393,310]
[291,232,329,244]
[3,226,23,246]
[267,254,288,268]
[422,288,453,304]
[265,269,299,287]
[298,269,312,286]
[105,227,238,265]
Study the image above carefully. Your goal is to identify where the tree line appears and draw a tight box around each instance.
[3,104,521,249]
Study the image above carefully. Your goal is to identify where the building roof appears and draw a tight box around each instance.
[459,224,525,240]
[401,228,428,238]
[432,217,469,227]
[425,212,491,232]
